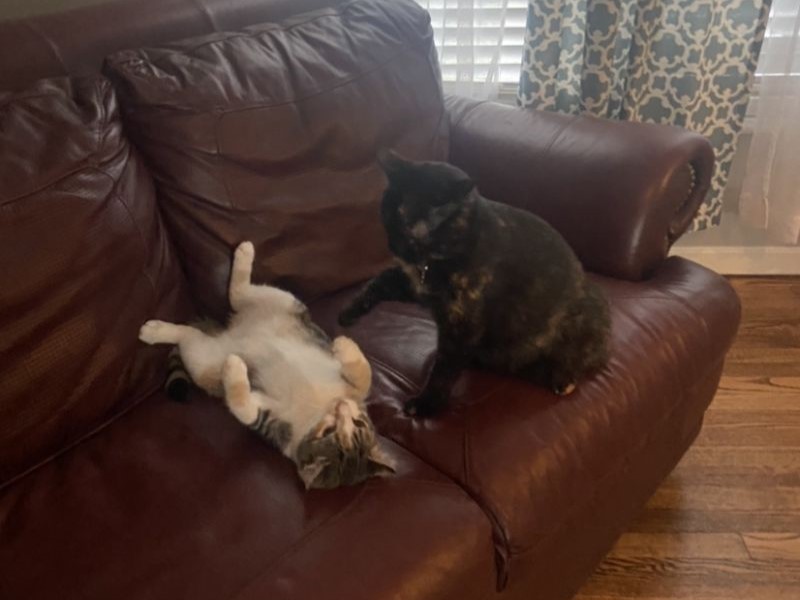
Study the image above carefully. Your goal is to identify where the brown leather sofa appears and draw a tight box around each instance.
[0,1,740,599]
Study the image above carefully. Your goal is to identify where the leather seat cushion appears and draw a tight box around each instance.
[0,392,496,600]
[309,257,741,586]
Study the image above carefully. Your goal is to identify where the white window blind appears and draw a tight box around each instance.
[747,0,800,124]
[415,1,529,99]
[757,0,800,77]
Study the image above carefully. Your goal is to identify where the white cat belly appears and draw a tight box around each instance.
[219,310,348,441]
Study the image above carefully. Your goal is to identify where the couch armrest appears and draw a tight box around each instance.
[445,95,714,281]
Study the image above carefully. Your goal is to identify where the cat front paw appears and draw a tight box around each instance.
[403,390,449,418]
[139,320,169,345]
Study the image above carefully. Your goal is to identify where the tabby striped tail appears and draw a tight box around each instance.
[165,347,191,402]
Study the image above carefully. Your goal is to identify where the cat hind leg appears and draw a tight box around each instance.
[228,241,298,313]
[222,354,260,424]
[222,355,289,449]
[229,241,256,310]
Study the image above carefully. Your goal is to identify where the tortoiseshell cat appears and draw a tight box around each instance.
[339,152,610,417]
[139,242,394,489]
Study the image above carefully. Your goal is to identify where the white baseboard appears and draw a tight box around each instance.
[670,246,800,275]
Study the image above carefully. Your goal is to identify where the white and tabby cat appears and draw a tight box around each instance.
[139,241,395,489]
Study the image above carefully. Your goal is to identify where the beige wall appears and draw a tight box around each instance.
[0,0,112,21]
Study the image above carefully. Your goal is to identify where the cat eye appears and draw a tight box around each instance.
[353,418,367,428]
[322,425,336,437]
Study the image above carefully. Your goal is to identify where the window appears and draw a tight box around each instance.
[757,2,800,77]
[415,1,529,100]
[747,0,800,125]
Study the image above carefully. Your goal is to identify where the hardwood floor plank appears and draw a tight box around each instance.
[712,376,800,410]
[578,580,800,600]
[674,445,800,468]
[646,485,800,512]
[578,555,800,596]
[695,410,800,447]
[722,278,800,379]
[578,596,797,600]
[661,447,800,487]
[576,277,800,599]
[587,556,800,586]
[723,360,800,378]
[606,533,749,559]
[742,532,800,561]
[630,508,800,534]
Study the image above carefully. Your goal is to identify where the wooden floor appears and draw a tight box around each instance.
[576,277,800,600]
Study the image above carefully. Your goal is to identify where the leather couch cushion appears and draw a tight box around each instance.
[104,0,448,320]
[0,1,348,90]
[0,392,496,600]
[0,76,191,487]
[310,258,741,587]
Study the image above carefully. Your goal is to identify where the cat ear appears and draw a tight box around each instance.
[367,444,396,477]
[376,149,408,178]
[298,458,328,489]
[450,176,475,200]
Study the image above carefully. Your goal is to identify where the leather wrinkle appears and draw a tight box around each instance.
[369,354,422,395]
[108,185,159,298]
[190,0,221,32]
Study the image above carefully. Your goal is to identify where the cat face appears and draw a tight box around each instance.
[295,398,395,489]
[377,151,476,263]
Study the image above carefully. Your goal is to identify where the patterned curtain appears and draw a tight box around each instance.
[518,0,772,231]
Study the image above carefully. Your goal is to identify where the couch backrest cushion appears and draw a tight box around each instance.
[0,76,191,487]
[0,0,348,91]
[103,0,447,319]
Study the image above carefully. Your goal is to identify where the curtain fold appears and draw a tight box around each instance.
[519,0,772,232]
[739,0,800,245]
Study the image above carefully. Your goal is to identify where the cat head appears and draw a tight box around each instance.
[377,150,477,263]
[295,397,395,490]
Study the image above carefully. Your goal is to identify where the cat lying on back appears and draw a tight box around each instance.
[139,241,394,489]
[339,152,611,417]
